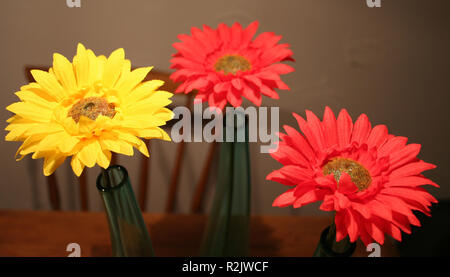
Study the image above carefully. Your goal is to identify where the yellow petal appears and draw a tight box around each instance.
[102,48,125,88]
[115,67,153,96]
[78,116,97,134]
[115,131,149,157]
[58,133,80,153]
[99,132,134,156]
[31,70,67,99]
[124,80,164,104]
[20,82,59,102]
[97,147,111,169]
[71,155,84,177]
[53,53,77,91]
[43,154,66,176]
[15,90,58,110]
[6,115,18,123]
[137,127,171,141]
[5,123,32,141]
[6,102,52,122]
[73,43,90,87]
[122,59,131,74]
[15,134,46,160]
[77,140,99,168]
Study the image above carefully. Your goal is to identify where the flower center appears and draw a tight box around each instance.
[214,54,251,75]
[68,97,116,123]
[322,158,372,191]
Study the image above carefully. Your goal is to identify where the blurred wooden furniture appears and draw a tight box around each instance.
[23,66,216,213]
[0,210,398,257]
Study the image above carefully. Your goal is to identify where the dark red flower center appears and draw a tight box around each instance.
[214,54,251,75]
[68,97,116,123]
[322,158,372,191]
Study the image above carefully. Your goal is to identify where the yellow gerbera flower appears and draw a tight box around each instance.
[5,43,173,176]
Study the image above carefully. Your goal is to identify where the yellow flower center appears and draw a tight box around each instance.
[322,158,372,191]
[214,54,251,75]
[68,97,116,123]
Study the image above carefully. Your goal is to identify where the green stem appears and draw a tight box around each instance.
[101,167,112,189]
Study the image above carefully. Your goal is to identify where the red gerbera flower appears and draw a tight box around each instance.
[170,21,294,110]
[267,107,438,246]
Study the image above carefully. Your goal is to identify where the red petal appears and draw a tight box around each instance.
[226,87,242,107]
[388,143,421,170]
[266,170,296,186]
[218,23,231,48]
[260,83,279,99]
[390,161,437,178]
[368,199,393,221]
[255,71,281,81]
[186,78,209,93]
[170,68,194,82]
[270,142,310,167]
[170,57,202,69]
[306,110,326,150]
[265,63,295,75]
[283,124,316,162]
[242,82,262,106]
[388,223,402,241]
[378,136,408,158]
[314,175,336,190]
[337,172,358,194]
[346,209,359,242]
[252,32,282,49]
[334,192,351,210]
[337,109,353,149]
[335,211,348,241]
[358,224,374,246]
[376,194,421,226]
[293,190,320,208]
[351,202,372,219]
[390,212,412,234]
[243,75,262,88]
[351,113,371,145]
[231,78,243,90]
[319,195,335,211]
[190,27,214,52]
[208,91,227,110]
[367,124,388,149]
[260,44,293,65]
[322,106,338,148]
[275,80,290,90]
[241,21,259,46]
[293,113,322,152]
[268,165,313,184]
[365,221,385,245]
[230,22,243,49]
[381,187,437,205]
[214,82,231,93]
[386,176,439,188]
[272,188,296,207]
[172,42,205,63]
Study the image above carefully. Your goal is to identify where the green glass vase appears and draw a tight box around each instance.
[97,165,154,257]
[313,223,356,257]
[200,112,251,257]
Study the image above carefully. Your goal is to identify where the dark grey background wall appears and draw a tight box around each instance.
[0,0,448,215]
